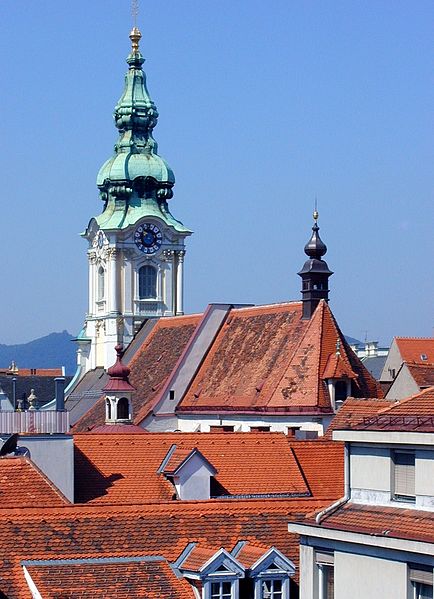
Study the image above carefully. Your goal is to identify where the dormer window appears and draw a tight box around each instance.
[421,354,428,361]
[210,581,233,599]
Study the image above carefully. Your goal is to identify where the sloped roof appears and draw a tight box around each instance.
[0,457,69,508]
[406,362,434,388]
[74,432,333,504]
[304,502,434,544]
[0,499,327,597]
[332,387,434,433]
[178,302,381,416]
[323,398,393,439]
[74,315,201,432]
[25,557,192,599]
[395,337,434,364]
[290,440,344,497]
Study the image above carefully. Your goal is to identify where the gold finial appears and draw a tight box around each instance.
[313,197,319,222]
[129,26,142,53]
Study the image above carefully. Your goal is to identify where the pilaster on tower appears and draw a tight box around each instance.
[78,27,192,373]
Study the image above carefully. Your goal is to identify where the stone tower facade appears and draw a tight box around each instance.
[78,28,191,373]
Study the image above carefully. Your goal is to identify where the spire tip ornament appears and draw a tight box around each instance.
[129,26,142,53]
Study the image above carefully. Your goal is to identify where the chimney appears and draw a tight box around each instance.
[55,377,65,411]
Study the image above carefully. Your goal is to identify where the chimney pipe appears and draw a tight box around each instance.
[55,377,65,411]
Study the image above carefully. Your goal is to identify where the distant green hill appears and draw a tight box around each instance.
[0,331,77,375]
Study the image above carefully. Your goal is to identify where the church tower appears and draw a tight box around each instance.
[298,211,333,319]
[78,27,191,372]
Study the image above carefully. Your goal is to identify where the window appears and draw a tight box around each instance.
[393,450,415,501]
[97,267,105,301]
[410,565,433,599]
[421,354,428,361]
[138,265,157,299]
[316,551,334,599]
[262,579,283,599]
[334,380,348,403]
[210,581,232,599]
[106,398,111,420]
[116,397,129,420]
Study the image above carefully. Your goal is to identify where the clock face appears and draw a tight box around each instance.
[134,223,163,254]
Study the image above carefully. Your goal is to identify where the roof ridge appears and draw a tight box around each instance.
[378,384,434,414]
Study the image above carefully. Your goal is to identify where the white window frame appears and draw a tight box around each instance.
[254,575,289,599]
[204,578,238,599]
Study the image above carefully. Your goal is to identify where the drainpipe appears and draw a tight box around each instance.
[55,378,65,411]
[315,442,350,524]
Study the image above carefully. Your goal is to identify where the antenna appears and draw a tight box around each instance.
[0,433,19,457]
[132,0,139,27]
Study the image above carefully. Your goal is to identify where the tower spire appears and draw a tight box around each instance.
[298,209,333,319]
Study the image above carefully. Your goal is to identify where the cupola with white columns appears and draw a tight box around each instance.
[78,27,191,372]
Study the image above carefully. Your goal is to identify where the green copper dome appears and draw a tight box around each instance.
[90,28,190,234]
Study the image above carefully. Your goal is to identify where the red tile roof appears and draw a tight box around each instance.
[26,558,192,599]
[74,432,335,504]
[289,440,344,497]
[406,362,434,388]
[73,315,201,432]
[178,302,381,416]
[0,457,69,508]
[180,545,219,571]
[307,502,434,544]
[395,337,434,364]
[0,499,327,597]
[323,398,393,438]
[234,543,270,568]
[352,386,434,432]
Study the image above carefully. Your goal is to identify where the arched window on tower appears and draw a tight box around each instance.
[138,265,157,299]
[105,398,112,421]
[117,397,129,420]
[97,266,105,301]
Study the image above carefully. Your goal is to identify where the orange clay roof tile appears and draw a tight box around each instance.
[73,432,322,504]
[323,397,393,438]
[395,337,434,364]
[0,499,330,597]
[0,457,69,508]
[310,502,434,544]
[178,302,381,416]
[26,558,192,599]
[73,315,201,432]
[405,362,434,388]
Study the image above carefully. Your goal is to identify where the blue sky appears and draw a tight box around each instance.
[0,1,433,345]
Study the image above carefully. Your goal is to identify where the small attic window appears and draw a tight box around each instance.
[169,389,175,400]
[421,354,428,361]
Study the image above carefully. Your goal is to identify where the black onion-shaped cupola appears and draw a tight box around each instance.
[298,210,333,319]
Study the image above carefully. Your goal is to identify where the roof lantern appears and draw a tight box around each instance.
[298,210,333,320]
[103,345,135,393]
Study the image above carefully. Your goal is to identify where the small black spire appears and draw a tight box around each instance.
[298,210,333,319]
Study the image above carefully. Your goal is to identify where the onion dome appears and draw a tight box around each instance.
[103,345,135,393]
[298,210,333,319]
[97,27,175,200]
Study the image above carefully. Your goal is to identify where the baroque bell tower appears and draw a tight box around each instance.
[78,27,192,372]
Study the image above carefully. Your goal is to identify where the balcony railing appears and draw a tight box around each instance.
[0,411,69,434]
